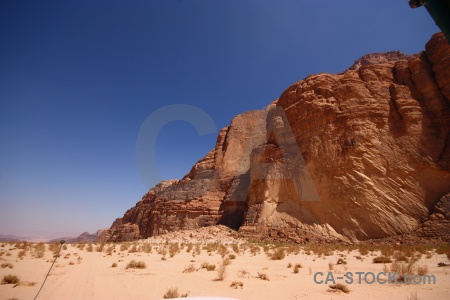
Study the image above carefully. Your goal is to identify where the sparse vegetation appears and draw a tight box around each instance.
[2,275,20,284]
[201,262,216,271]
[163,287,181,299]
[390,259,416,283]
[256,272,270,281]
[373,256,392,264]
[269,247,286,260]
[112,262,117,268]
[215,259,228,281]
[293,263,302,273]
[230,281,244,289]
[417,264,429,276]
[126,260,146,269]
[328,283,350,293]
[328,262,334,270]
[182,264,197,273]
[287,262,292,268]
[1,262,13,269]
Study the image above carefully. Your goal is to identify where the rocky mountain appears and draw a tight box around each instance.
[100,32,450,243]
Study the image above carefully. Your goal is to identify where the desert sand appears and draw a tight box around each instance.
[1,228,449,300]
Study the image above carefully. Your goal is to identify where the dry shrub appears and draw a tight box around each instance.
[128,245,138,253]
[287,262,292,268]
[250,245,260,256]
[230,281,243,289]
[34,243,46,258]
[231,243,239,254]
[1,262,13,269]
[111,262,117,268]
[373,256,392,264]
[17,250,26,259]
[256,272,269,281]
[201,262,216,271]
[269,247,286,260]
[328,283,350,293]
[95,243,105,252]
[169,243,179,257]
[215,260,227,281]
[417,264,429,276]
[2,275,20,284]
[163,287,180,299]
[328,262,334,270]
[182,264,197,273]
[141,243,152,253]
[86,244,93,252]
[390,259,416,283]
[238,269,249,278]
[126,260,146,269]
[120,243,129,252]
[293,263,302,273]
[19,281,36,287]
[337,258,347,265]
[228,254,236,260]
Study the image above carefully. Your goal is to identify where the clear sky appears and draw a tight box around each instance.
[0,0,439,238]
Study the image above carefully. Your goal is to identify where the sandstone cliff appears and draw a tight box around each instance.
[101,32,450,243]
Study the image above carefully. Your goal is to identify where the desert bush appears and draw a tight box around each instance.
[128,244,138,253]
[417,264,429,276]
[2,275,20,284]
[256,272,270,281]
[250,245,260,256]
[230,281,243,289]
[169,243,179,257]
[34,243,46,258]
[390,259,416,283]
[228,254,236,260]
[373,256,392,264]
[218,244,228,258]
[112,262,117,268]
[201,262,216,271]
[86,244,93,252]
[215,260,228,281]
[231,243,239,254]
[337,258,347,265]
[358,247,369,256]
[163,287,180,299]
[95,243,105,252]
[269,247,286,260]
[287,262,292,268]
[141,243,152,253]
[120,243,130,252]
[186,243,193,253]
[328,262,334,270]
[68,262,75,265]
[17,250,26,259]
[1,262,13,269]
[293,263,302,273]
[48,242,60,254]
[182,264,197,273]
[328,283,350,293]
[126,260,146,269]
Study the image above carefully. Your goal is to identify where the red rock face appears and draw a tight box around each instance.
[101,33,450,243]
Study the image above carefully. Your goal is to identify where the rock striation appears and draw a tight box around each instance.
[101,32,450,243]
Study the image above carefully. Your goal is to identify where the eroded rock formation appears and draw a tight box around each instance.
[101,33,450,243]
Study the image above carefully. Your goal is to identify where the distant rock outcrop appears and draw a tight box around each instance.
[101,32,450,243]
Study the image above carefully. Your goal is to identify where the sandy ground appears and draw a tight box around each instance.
[0,237,449,300]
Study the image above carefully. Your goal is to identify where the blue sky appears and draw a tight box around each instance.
[0,0,439,237]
